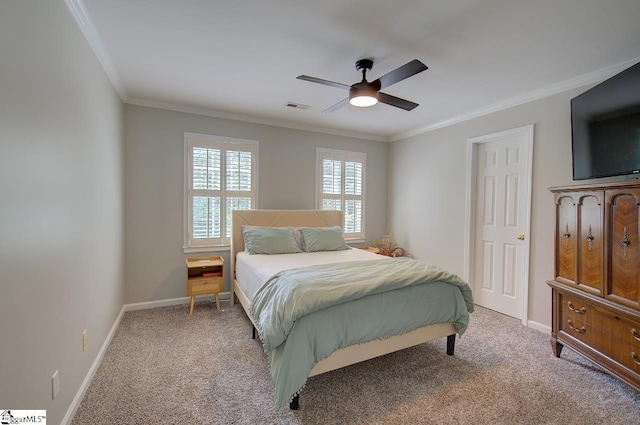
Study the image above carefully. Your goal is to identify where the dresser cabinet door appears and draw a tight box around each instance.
[555,194,577,285]
[606,189,640,310]
[578,193,604,295]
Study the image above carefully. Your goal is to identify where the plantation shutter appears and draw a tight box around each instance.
[185,134,257,250]
[317,149,366,241]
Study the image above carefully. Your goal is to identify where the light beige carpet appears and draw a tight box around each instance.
[72,302,639,424]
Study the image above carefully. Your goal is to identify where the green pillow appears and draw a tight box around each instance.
[242,227,302,255]
[300,226,350,252]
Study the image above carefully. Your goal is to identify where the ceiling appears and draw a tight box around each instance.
[74,0,640,141]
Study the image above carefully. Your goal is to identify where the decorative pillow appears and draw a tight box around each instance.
[242,226,302,255]
[299,226,350,252]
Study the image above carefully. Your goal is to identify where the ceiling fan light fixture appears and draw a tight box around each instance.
[349,85,378,107]
[298,58,426,112]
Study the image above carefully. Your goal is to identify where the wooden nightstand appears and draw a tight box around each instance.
[186,256,224,314]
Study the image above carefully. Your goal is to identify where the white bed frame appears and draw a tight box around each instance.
[230,209,457,408]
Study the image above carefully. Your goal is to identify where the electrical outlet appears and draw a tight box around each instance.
[51,370,59,399]
[82,329,88,351]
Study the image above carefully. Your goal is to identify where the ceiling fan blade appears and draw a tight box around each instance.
[373,59,428,90]
[322,98,349,113]
[378,92,419,111]
[297,75,351,91]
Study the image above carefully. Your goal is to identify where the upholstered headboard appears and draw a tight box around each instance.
[231,209,343,261]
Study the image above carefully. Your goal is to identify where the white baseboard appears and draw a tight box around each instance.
[61,291,233,424]
[124,296,192,311]
[61,304,126,425]
[527,319,551,334]
[124,292,231,311]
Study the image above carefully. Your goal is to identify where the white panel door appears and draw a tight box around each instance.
[471,127,532,320]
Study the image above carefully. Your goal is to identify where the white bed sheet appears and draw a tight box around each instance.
[235,248,388,301]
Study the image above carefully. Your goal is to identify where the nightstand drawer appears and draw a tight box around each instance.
[189,277,222,295]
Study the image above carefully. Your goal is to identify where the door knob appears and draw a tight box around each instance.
[517,233,525,240]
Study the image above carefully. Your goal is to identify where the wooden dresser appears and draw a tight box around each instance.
[548,181,640,392]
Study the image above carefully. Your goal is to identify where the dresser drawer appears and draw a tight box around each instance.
[188,277,223,296]
[596,336,640,374]
[559,315,598,346]
[559,293,593,324]
[590,309,640,349]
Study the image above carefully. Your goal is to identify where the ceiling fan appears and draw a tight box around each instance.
[297,58,428,113]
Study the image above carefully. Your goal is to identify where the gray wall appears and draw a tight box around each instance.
[388,86,622,329]
[124,104,388,303]
[0,1,125,424]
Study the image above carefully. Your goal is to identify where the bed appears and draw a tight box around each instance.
[230,209,474,410]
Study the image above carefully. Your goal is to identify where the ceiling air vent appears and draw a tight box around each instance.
[284,102,310,110]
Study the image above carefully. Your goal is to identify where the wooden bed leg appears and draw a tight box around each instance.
[446,334,455,355]
[252,325,256,339]
[290,394,299,410]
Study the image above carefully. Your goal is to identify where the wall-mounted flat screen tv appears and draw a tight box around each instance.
[571,61,640,180]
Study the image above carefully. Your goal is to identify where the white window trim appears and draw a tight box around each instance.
[316,147,366,242]
[183,132,258,253]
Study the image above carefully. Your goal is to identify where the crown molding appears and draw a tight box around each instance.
[65,0,127,101]
[63,1,638,145]
[126,97,387,142]
[390,57,640,142]
[64,1,383,142]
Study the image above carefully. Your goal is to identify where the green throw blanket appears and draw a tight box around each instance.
[249,257,474,410]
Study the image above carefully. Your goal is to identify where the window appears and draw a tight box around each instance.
[184,133,258,251]
[316,148,366,241]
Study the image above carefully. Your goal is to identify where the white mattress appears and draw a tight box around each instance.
[235,248,388,301]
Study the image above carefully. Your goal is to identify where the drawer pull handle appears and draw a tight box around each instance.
[587,225,595,252]
[632,352,640,366]
[567,319,586,334]
[632,328,640,342]
[621,226,630,259]
[567,302,586,314]
[563,224,571,247]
